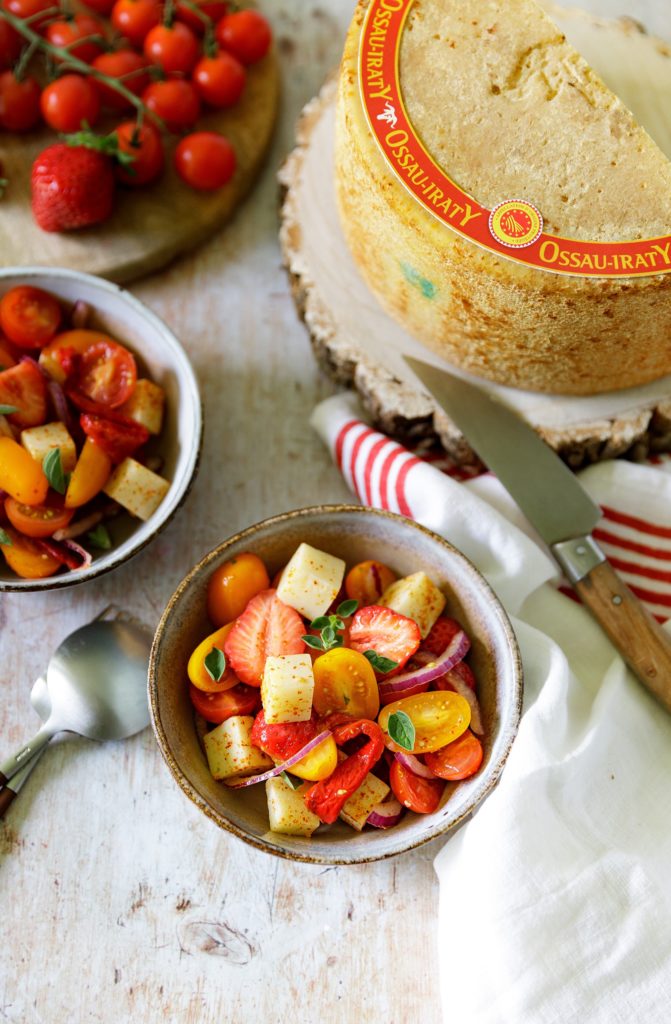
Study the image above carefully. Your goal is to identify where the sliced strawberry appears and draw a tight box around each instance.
[224,589,306,688]
[423,616,464,657]
[0,360,47,428]
[349,605,421,671]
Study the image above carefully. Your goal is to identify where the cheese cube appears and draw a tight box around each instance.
[381,571,446,638]
[266,777,321,837]
[21,422,76,472]
[204,715,273,780]
[340,772,390,831]
[117,379,165,435]
[276,542,345,620]
[261,654,314,724]
[103,458,169,521]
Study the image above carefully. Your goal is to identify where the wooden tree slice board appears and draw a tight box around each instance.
[0,51,279,284]
[279,12,671,469]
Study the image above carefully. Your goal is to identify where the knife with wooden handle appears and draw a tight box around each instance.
[405,355,671,714]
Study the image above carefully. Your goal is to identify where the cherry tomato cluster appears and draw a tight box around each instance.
[0,0,272,225]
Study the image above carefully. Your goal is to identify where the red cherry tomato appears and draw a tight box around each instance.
[174,131,236,190]
[46,14,106,63]
[215,9,271,65]
[175,0,227,33]
[0,71,41,132]
[79,412,149,463]
[0,339,18,370]
[40,74,100,133]
[75,339,136,408]
[114,121,164,186]
[142,78,200,131]
[389,758,445,814]
[0,360,48,428]
[192,49,245,108]
[3,0,53,29]
[92,50,150,111]
[5,495,74,539]
[111,0,161,47]
[189,682,260,723]
[425,730,483,781]
[0,285,61,348]
[0,18,22,70]
[79,0,116,13]
[143,20,199,74]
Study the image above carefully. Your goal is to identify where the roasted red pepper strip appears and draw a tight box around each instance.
[304,719,385,824]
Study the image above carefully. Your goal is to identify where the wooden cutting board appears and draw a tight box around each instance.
[279,9,671,469]
[0,50,279,283]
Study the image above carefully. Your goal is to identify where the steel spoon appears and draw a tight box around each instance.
[0,676,51,818]
[0,619,151,786]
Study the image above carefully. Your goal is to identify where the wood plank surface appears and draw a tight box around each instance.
[0,2,667,1023]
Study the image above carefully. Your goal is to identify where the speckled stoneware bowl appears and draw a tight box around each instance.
[0,266,202,592]
[149,506,523,864]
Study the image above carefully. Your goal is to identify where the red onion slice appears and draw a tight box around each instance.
[394,751,438,779]
[225,730,332,789]
[441,671,484,735]
[378,629,470,703]
[47,380,75,433]
[367,797,404,829]
[62,539,93,570]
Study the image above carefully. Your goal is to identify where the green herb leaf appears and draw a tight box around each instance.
[204,647,226,682]
[0,404,18,415]
[322,624,336,645]
[337,598,358,618]
[364,649,399,674]
[310,616,330,630]
[280,771,302,791]
[333,617,345,630]
[0,527,12,546]
[42,448,69,495]
[387,710,415,751]
[302,634,325,651]
[87,524,112,550]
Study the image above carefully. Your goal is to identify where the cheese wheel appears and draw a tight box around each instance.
[335,0,671,395]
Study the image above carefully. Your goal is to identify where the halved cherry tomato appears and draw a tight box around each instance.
[389,758,445,814]
[0,526,61,579]
[0,437,49,506]
[207,552,270,626]
[188,623,239,693]
[378,691,471,754]
[0,286,61,349]
[189,682,259,724]
[312,647,380,720]
[250,710,338,782]
[0,361,47,429]
[5,495,74,539]
[75,339,136,408]
[65,436,112,508]
[79,412,149,463]
[345,560,397,606]
[0,339,17,370]
[39,329,112,383]
[425,730,483,781]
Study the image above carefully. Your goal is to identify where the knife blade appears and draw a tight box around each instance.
[405,355,671,714]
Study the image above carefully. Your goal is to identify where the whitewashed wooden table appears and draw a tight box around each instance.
[1,1,666,1021]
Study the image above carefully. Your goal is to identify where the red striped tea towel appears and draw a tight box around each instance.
[312,393,671,1024]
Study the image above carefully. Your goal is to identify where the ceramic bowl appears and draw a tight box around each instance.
[0,266,202,592]
[149,506,523,865]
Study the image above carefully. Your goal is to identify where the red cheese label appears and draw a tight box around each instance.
[359,0,671,278]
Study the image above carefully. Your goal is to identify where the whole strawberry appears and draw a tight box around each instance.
[31,143,115,232]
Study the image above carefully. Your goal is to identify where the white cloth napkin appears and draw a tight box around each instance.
[311,392,671,1024]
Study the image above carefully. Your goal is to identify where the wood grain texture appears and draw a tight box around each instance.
[0,52,279,283]
[575,560,671,713]
[0,2,667,1023]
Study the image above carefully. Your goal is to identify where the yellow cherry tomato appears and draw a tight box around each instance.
[290,733,338,782]
[39,330,113,384]
[207,552,270,626]
[1,528,61,579]
[65,437,111,509]
[0,437,49,506]
[345,559,397,606]
[188,623,239,693]
[312,647,380,720]
[378,691,471,754]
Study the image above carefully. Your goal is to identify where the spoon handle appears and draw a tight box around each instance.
[0,724,54,785]
[0,748,44,819]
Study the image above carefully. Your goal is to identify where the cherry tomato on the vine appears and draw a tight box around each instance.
[192,49,245,108]
[215,9,271,65]
[3,0,53,30]
[111,0,161,47]
[389,758,445,814]
[40,74,100,133]
[114,121,164,186]
[46,14,106,64]
[0,285,61,348]
[174,130,235,190]
[0,18,22,70]
[79,0,116,13]
[143,20,199,74]
[0,71,41,132]
[175,0,227,34]
[92,50,149,111]
[142,78,200,131]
